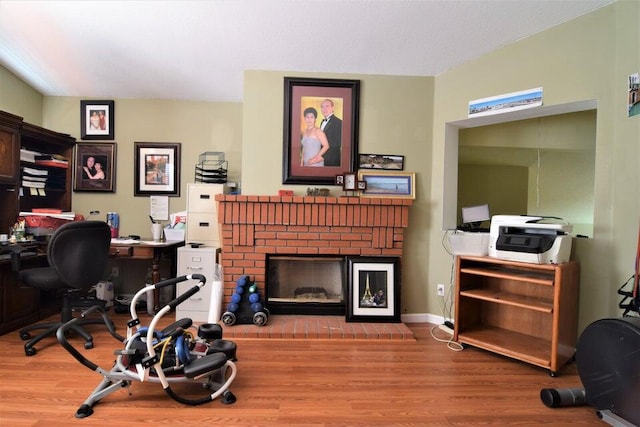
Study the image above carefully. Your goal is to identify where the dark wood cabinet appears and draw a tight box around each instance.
[0,111,75,335]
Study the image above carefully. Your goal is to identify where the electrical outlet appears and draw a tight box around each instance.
[437,283,445,296]
[111,266,119,278]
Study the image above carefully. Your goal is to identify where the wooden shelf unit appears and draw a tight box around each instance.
[453,255,580,375]
[0,110,76,335]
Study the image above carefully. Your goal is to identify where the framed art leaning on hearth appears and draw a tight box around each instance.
[346,256,400,323]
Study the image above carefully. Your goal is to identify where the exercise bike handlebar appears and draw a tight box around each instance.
[166,275,206,310]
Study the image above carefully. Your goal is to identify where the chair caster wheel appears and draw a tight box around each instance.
[221,390,236,405]
[20,332,31,340]
[25,347,37,356]
[84,341,94,350]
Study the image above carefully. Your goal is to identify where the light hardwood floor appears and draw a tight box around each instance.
[0,317,603,426]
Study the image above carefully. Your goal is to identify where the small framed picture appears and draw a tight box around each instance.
[335,174,344,186]
[343,172,356,191]
[358,154,404,170]
[80,100,114,140]
[134,142,181,197]
[346,256,400,322]
[357,180,367,191]
[358,171,416,199]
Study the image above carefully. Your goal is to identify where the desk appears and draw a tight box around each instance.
[109,239,184,312]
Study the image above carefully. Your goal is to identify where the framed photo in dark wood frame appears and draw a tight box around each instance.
[346,256,401,323]
[80,100,114,140]
[134,142,181,197]
[358,154,405,170]
[282,77,360,185]
[73,142,116,192]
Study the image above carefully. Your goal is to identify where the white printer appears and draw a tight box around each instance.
[488,215,573,264]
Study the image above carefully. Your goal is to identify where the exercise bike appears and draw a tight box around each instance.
[57,273,238,418]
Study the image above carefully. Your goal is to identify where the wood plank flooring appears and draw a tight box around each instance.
[0,315,604,426]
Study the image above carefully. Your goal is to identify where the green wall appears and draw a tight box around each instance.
[431,1,639,328]
[1,1,638,329]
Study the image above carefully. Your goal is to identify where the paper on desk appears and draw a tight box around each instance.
[111,238,140,244]
[150,196,169,221]
[169,211,187,228]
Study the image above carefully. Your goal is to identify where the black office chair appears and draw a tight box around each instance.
[18,220,112,356]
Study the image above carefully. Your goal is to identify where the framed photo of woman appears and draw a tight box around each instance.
[282,77,360,185]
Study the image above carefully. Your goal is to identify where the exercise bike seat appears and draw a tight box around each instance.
[183,352,227,379]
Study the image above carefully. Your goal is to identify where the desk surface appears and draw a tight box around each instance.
[110,238,184,247]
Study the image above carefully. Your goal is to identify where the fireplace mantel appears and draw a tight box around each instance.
[215,195,412,311]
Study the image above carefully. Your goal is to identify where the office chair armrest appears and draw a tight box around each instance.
[0,243,27,272]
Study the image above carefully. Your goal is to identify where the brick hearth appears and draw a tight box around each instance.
[215,195,412,325]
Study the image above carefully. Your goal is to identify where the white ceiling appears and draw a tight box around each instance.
[0,0,615,103]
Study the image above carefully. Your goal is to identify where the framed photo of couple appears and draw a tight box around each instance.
[282,77,360,185]
[73,142,117,192]
[80,100,114,140]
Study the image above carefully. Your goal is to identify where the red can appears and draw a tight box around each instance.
[106,212,119,238]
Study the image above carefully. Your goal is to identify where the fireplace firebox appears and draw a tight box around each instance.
[266,255,345,315]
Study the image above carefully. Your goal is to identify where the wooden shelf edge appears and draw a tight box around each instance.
[457,327,551,369]
[459,289,553,313]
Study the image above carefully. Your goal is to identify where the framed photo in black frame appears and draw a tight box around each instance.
[134,142,181,196]
[346,256,401,323]
[282,77,360,185]
[73,142,116,192]
[80,100,114,140]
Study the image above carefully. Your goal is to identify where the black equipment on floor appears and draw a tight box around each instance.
[18,221,112,356]
[541,317,640,426]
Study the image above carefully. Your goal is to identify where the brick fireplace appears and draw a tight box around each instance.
[215,195,412,315]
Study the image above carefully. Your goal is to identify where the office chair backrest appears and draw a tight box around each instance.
[47,220,112,290]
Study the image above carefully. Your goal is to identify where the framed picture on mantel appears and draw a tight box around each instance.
[282,77,360,185]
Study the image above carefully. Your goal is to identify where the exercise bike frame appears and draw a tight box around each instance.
[57,273,237,418]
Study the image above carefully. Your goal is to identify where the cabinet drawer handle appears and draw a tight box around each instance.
[198,222,210,227]
[187,266,203,270]
[189,297,203,301]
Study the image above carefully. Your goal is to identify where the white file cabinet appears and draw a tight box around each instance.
[176,246,219,323]
[186,183,229,246]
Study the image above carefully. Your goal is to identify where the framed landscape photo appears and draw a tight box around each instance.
[358,171,416,199]
[134,142,181,196]
[282,77,360,185]
[73,142,116,192]
[358,154,404,170]
[346,256,400,323]
[80,100,114,140]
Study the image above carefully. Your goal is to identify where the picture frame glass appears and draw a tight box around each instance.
[134,142,181,196]
[358,171,416,199]
[347,256,400,322]
[80,100,114,140]
[73,142,116,192]
[283,77,360,185]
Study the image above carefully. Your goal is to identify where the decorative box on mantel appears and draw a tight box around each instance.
[215,195,413,313]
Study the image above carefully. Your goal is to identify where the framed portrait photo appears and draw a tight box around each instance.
[282,77,360,185]
[73,142,116,192]
[346,256,400,323]
[80,100,114,140]
[358,171,416,199]
[134,142,181,197]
